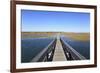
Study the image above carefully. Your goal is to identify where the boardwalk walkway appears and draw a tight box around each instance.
[53,34,67,61]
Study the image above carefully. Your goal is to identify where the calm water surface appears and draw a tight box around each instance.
[22,37,90,63]
[61,37,90,59]
[21,38,54,63]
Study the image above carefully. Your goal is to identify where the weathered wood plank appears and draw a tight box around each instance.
[53,37,67,61]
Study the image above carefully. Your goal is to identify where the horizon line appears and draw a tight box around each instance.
[21,31,90,33]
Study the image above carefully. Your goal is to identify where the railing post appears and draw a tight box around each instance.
[60,37,86,60]
[31,38,57,62]
[60,38,73,60]
[46,38,56,61]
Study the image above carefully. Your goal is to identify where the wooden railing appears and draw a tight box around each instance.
[60,38,86,60]
[31,38,57,62]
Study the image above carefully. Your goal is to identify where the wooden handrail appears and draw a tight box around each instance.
[31,38,56,62]
[60,38,86,60]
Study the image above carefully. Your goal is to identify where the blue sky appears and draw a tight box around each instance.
[21,10,90,32]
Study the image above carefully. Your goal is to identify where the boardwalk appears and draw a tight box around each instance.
[30,33,86,62]
[53,34,67,61]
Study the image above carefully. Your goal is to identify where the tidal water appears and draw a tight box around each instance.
[61,37,90,59]
[22,37,90,63]
[21,38,54,63]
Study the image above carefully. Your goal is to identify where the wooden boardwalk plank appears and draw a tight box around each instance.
[53,36,67,61]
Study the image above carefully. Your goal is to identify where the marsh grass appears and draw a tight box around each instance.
[61,32,90,41]
[21,32,90,41]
